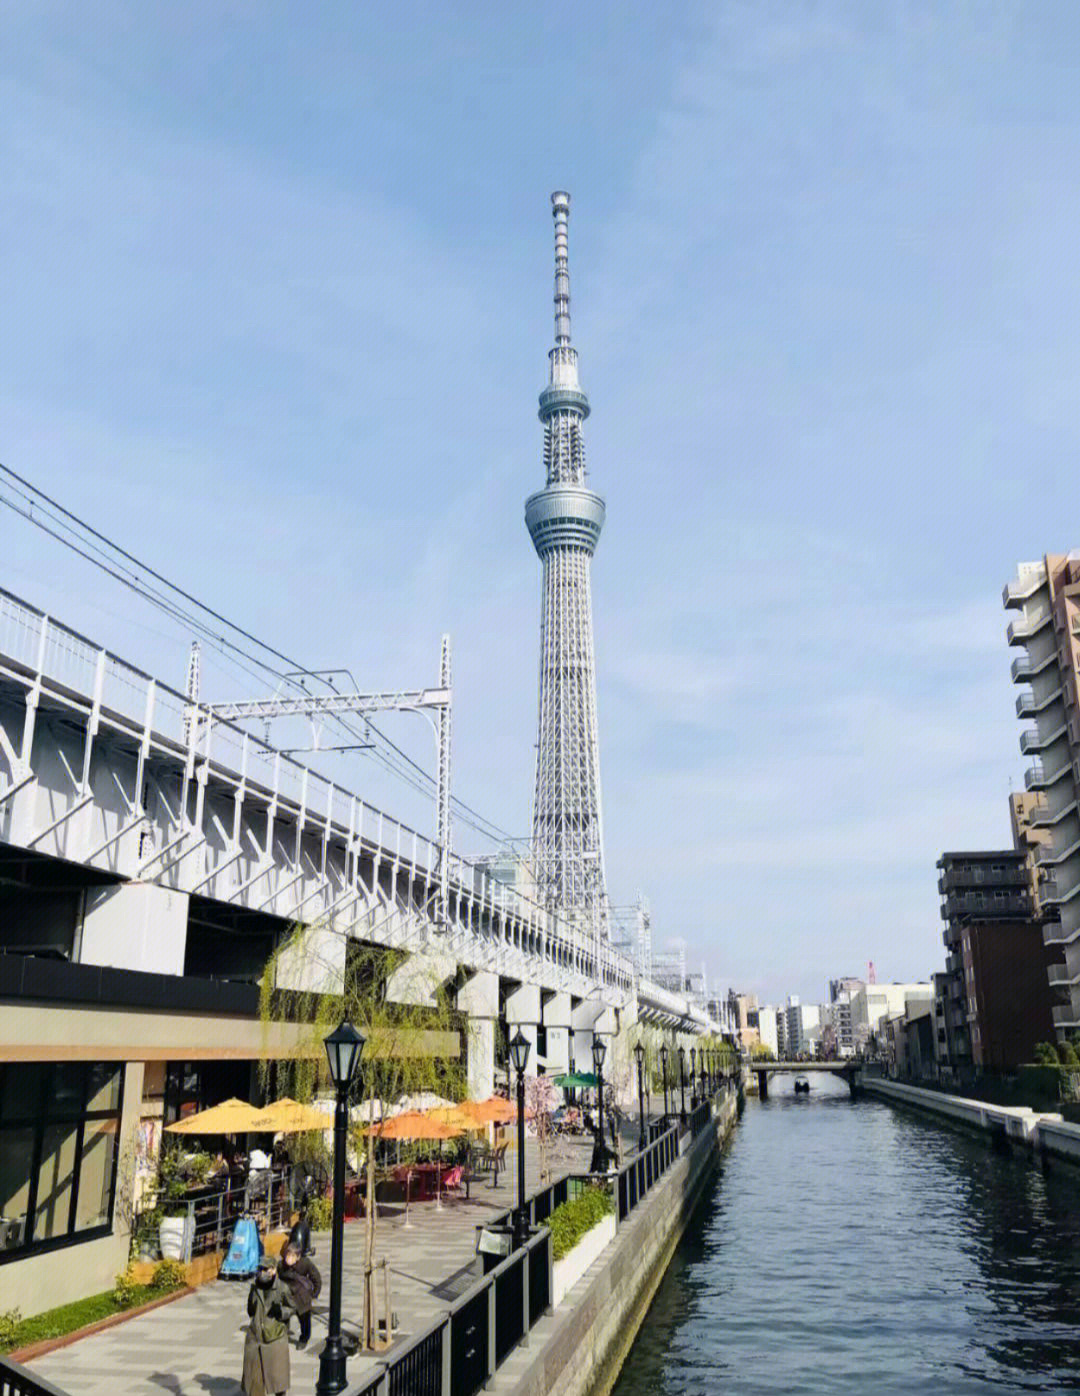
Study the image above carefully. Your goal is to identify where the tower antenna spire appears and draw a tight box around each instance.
[527,191,608,958]
[552,191,572,347]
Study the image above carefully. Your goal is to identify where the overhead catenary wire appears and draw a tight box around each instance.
[0,461,517,849]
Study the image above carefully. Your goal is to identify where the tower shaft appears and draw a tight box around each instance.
[527,193,607,933]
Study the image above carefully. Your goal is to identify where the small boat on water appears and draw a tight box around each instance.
[793,1078,810,1094]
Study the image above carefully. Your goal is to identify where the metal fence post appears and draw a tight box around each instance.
[521,1245,531,1347]
[486,1280,497,1388]
[441,1313,452,1396]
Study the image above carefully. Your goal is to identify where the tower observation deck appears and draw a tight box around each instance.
[526,192,607,937]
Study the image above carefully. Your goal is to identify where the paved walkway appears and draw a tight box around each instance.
[30,1129,620,1395]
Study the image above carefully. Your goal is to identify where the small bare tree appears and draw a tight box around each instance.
[525,1074,560,1182]
[260,927,467,1349]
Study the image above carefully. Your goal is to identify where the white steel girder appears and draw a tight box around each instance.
[0,586,679,1019]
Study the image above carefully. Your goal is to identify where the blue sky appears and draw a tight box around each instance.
[3,2,1080,1003]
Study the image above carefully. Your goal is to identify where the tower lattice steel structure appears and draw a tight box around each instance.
[526,192,607,942]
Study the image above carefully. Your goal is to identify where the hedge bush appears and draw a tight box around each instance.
[151,1258,187,1291]
[548,1186,613,1262]
[0,1272,186,1354]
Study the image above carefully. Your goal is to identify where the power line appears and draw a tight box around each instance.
[0,461,519,847]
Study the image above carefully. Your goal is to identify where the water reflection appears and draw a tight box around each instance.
[613,1080,1080,1394]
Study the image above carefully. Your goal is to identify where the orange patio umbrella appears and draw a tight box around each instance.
[464,1095,531,1124]
[362,1110,461,1141]
[249,1098,333,1134]
[165,1097,264,1134]
[426,1104,484,1134]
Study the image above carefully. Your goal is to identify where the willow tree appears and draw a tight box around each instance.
[260,924,467,1349]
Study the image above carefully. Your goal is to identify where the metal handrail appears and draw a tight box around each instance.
[0,1357,72,1396]
[355,1225,553,1396]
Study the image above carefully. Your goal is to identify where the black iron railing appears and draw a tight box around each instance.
[386,1318,443,1396]
[0,1357,72,1396]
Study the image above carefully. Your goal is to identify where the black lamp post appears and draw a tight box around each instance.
[677,1045,688,1126]
[659,1044,670,1130]
[509,1029,531,1251]
[698,1049,707,1101]
[689,1047,697,1107]
[316,1020,366,1396]
[634,1041,647,1152]
[590,1036,612,1173]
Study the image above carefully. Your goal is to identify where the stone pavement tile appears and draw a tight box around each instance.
[30,1131,611,1394]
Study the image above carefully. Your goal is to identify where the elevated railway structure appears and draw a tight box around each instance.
[0,586,713,1053]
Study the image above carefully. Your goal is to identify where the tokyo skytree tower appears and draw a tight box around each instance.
[526,192,608,937]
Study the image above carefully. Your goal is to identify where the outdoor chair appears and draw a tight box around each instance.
[468,1142,494,1173]
[491,1140,509,1181]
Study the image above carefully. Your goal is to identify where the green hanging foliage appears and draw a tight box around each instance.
[258,923,473,1350]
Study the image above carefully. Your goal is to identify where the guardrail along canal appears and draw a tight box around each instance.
[613,1078,1080,1394]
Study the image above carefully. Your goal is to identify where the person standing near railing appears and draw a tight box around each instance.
[278,1242,322,1350]
[243,1258,296,1396]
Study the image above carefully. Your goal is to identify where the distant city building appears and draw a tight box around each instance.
[1005,554,1080,1035]
[937,845,1062,1073]
[727,991,761,1050]
[829,976,864,1003]
[883,1000,936,1080]
[781,996,819,1056]
[756,1005,779,1057]
[851,982,933,1051]
[830,991,857,1057]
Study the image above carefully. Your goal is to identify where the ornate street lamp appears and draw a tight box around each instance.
[689,1046,697,1107]
[677,1045,688,1126]
[634,1041,647,1152]
[509,1030,532,1251]
[316,1020,366,1396]
[590,1036,612,1172]
[659,1044,670,1130]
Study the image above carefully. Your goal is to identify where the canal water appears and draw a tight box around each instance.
[613,1078,1080,1394]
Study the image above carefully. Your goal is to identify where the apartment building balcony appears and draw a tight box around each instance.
[1053,1003,1080,1029]
[1044,920,1076,945]
[938,865,1028,891]
[1004,570,1048,609]
[1020,724,1068,755]
[1016,683,1065,720]
[1037,834,1080,870]
[941,891,1033,920]
[1008,608,1052,645]
[1029,799,1075,828]
[1026,760,1073,791]
[1047,962,1080,987]
[1012,652,1059,683]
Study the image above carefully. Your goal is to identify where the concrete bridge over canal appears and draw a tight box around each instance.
[749,1060,862,1100]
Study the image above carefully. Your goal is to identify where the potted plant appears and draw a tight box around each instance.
[155,1147,193,1261]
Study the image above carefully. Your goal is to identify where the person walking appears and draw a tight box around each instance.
[278,1242,322,1349]
[243,1257,295,1396]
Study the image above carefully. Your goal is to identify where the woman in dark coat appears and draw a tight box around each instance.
[243,1258,295,1396]
[278,1243,323,1349]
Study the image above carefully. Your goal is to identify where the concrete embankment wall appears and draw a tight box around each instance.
[505,1089,739,1396]
[862,1077,1080,1163]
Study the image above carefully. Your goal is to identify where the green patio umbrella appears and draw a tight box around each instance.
[554,1072,599,1089]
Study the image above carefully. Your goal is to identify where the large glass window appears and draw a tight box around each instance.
[0,1062,124,1261]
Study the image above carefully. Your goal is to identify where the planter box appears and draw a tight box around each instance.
[552,1213,616,1306]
